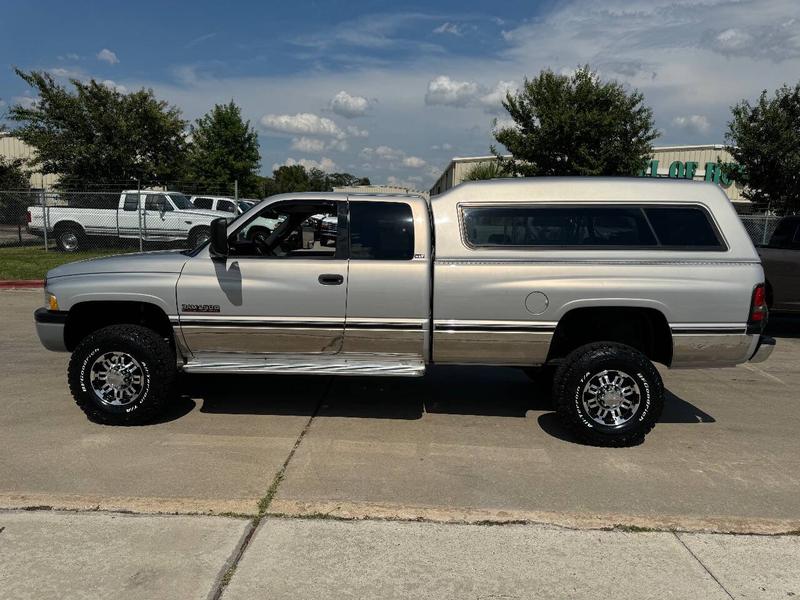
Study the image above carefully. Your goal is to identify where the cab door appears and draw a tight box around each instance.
[142,193,183,240]
[176,199,348,355]
[342,198,431,359]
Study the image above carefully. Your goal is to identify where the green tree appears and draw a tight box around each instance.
[463,161,508,181]
[187,101,261,196]
[0,153,31,224]
[493,66,659,177]
[263,165,371,195]
[8,69,188,189]
[724,83,800,214]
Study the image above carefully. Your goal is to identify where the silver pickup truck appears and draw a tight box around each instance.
[33,178,775,446]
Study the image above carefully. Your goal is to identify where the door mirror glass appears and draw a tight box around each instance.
[209,217,229,257]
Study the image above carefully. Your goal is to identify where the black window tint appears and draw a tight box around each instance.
[350,202,414,260]
[193,197,212,209]
[218,200,236,213]
[462,207,656,247]
[123,194,139,211]
[644,207,722,248]
[145,194,168,211]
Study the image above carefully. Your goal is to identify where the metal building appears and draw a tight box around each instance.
[0,132,59,189]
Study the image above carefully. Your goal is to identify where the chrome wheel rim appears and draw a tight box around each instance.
[60,232,78,251]
[89,351,145,407]
[581,369,641,427]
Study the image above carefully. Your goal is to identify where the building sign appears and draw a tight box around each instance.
[640,160,742,187]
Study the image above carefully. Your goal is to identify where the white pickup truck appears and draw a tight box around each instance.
[27,190,231,252]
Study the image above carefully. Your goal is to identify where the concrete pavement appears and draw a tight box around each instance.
[0,511,250,600]
[2,511,798,600]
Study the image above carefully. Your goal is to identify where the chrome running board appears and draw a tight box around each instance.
[182,353,426,377]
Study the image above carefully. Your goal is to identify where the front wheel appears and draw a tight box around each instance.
[68,324,176,425]
[553,342,664,447]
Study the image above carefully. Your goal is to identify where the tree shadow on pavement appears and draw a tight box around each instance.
[181,366,715,445]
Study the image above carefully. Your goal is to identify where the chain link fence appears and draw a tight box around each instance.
[739,214,781,247]
[0,188,253,254]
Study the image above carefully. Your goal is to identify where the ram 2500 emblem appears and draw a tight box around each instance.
[181,303,221,313]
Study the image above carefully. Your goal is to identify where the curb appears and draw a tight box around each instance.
[0,280,44,289]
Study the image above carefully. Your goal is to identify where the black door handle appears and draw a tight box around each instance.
[318,273,344,285]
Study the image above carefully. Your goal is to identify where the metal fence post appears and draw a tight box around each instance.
[234,179,239,202]
[762,213,770,246]
[137,180,143,252]
[41,189,48,251]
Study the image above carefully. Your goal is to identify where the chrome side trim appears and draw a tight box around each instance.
[436,259,761,266]
[671,333,754,368]
[433,329,552,366]
[183,353,425,377]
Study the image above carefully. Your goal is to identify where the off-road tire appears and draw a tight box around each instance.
[553,342,664,447]
[68,324,176,425]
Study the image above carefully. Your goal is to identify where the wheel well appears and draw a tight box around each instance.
[189,224,210,237]
[64,301,173,351]
[547,307,673,366]
[53,221,84,235]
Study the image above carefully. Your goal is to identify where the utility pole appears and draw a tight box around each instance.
[234,179,239,202]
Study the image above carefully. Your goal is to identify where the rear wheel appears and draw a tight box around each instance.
[553,342,664,447]
[55,226,83,252]
[68,324,176,425]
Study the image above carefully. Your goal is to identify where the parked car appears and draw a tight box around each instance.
[27,190,231,251]
[34,178,774,446]
[757,215,800,313]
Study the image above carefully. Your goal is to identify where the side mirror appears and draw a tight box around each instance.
[209,217,229,257]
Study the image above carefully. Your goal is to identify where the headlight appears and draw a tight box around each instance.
[46,291,59,311]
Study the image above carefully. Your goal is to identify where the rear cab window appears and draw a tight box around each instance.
[461,205,725,251]
[349,202,415,260]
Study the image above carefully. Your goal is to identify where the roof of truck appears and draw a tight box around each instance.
[431,176,729,206]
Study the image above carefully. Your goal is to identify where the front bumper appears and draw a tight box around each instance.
[34,307,68,352]
[749,335,776,364]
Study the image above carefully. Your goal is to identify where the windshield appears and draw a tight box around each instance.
[169,193,192,210]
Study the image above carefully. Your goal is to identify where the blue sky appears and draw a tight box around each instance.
[2,0,799,189]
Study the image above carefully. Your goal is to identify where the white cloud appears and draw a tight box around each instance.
[708,20,800,61]
[362,145,427,169]
[672,114,711,134]
[272,157,338,172]
[290,137,326,152]
[345,125,369,138]
[431,143,454,151]
[329,90,371,118]
[433,22,462,36]
[96,48,119,65]
[261,112,345,138]
[290,136,348,153]
[402,156,426,168]
[478,80,517,113]
[425,75,481,108]
[425,76,517,113]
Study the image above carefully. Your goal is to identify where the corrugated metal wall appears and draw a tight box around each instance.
[0,134,59,189]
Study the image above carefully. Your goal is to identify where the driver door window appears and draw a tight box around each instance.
[231,200,342,259]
